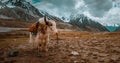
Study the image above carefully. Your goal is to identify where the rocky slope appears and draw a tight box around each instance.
[0,0,43,21]
[69,14,109,32]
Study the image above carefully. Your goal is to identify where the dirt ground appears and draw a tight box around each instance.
[0,18,32,28]
[0,30,120,63]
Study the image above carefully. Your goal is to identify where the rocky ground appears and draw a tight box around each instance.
[0,29,120,63]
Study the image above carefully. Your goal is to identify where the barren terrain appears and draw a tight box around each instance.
[0,29,120,63]
[0,18,120,63]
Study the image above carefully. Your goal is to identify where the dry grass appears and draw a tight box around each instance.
[0,18,33,28]
[0,30,120,63]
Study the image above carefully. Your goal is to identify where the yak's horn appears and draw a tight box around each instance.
[44,16,47,25]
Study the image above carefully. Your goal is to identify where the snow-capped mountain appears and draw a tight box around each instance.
[0,0,65,22]
[0,0,43,20]
[69,14,109,32]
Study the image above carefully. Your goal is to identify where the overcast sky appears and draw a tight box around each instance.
[27,0,120,26]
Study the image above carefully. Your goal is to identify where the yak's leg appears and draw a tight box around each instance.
[29,32,36,48]
[29,32,33,43]
[35,35,39,49]
[37,40,42,52]
[43,36,49,52]
[35,33,41,52]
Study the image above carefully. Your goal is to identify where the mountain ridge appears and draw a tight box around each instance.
[69,14,109,32]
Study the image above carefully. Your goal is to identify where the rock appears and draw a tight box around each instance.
[69,45,75,49]
[70,51,79,56]
[92,40,98,43]
[110,55,119,61]
[4,60,16,63]
[0,57,4,61]
[99,53,109,57]
[74,60,79,63]
[98,59,105,62]
[112,47,120,53]
[8,50,19,57]
[92,56,98,59]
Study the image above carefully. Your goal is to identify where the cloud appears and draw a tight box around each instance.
[103,7,120,25]
[84,0,112,17]
[32,0,113,18]
[34,0,77,18]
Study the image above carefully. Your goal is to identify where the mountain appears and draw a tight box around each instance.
[105,26,118,32]
[0,0,67,22]
[0,0,43,21]
[69,14,108,32]
[115,26,120,31]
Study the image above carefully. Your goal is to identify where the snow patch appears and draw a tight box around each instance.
[6,1,16,8]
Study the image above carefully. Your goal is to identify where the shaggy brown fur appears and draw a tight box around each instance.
[29,16,58,52]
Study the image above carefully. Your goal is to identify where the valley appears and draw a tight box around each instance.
[0,0,120,63]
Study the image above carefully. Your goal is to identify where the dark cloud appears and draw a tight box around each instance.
[84,0,112,17]
[33,0,113,18]
[33,0,77,20]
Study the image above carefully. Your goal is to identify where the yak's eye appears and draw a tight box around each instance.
[49,23,53,26]
[46,22,52,26]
